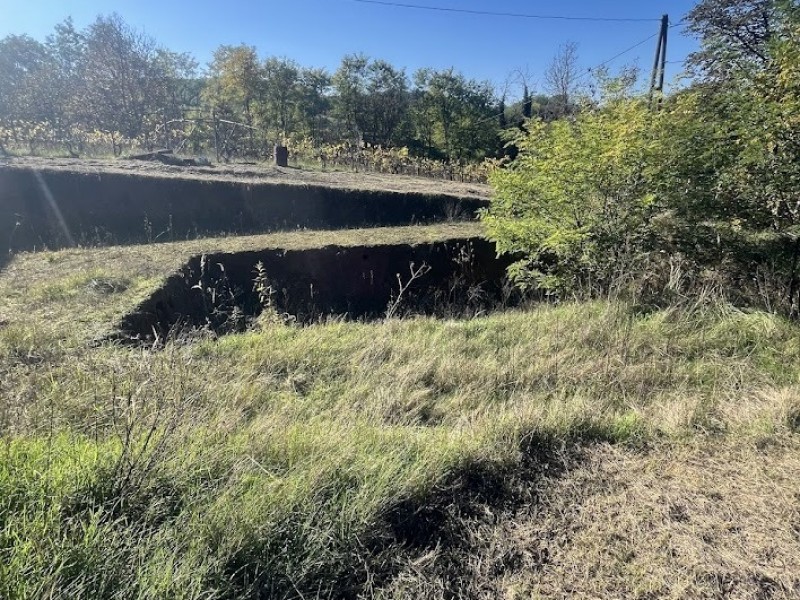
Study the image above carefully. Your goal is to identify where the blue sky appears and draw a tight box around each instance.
[1,1,699,97]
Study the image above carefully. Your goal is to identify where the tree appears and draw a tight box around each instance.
[41,18,86,149]
[363,60,408,147]
[294,67,331,141]
[332,55,411,147]
[79,14,169,152]
[0,14,203,156]
[544,41,581,117]
[203,44,264,156]
[408,84,436,156]
[0,34,48,123]
[686,0,778,80]
[332,53,369,143]
[484,1,800,311]
[484,77,658,294]
[412,67,498,160]
[262,57,300,141]
[152,48,199,149]
[675,1,800,236]
[521,84,532,119]
[0,34,53,153]
[0,11,508,163]
[648,1,800,312]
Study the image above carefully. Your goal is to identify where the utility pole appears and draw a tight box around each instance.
[649,14,669,107]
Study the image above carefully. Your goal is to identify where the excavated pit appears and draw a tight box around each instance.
[1,166,487,251]
[116,237,518,341]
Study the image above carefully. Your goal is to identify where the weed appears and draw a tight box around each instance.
[385,262,432,319]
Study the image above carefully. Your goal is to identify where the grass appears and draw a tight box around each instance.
[0,223,482,349]
[3,234,800,597]
[2,155,491,199]
[385,437,800,599]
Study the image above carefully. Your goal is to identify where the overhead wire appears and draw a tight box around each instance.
[349,0,662,23]
[468,30,663,128]
[575,32,660,82]
[344,0,685,130]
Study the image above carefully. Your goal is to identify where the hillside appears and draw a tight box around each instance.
[3,234,800,597]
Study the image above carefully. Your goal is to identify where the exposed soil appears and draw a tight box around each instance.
[0,158,488,252]
[0,224,484,346]
[0,156,491,198]
[116,237,518,341]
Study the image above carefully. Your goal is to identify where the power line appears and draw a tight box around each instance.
[470,30,662,128]
[349,0,661,23]
[578,32,660,82]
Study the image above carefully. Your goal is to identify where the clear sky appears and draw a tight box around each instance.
[0,1,699,97]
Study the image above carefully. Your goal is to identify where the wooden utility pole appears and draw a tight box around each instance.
[649,14,669,107]
[212,108,220,163]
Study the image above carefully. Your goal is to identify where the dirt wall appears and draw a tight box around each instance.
[0,167,487,251]
[117,238,517,340]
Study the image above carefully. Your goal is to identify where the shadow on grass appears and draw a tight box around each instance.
[198,434,581,600]
[363,429,645,599]
[343,435,582,599]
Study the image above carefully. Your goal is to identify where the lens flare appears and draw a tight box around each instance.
[33,170,75,247]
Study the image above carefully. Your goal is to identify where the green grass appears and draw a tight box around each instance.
[0,223,482,350]
[3,236,800,598]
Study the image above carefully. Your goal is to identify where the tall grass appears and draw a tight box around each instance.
[2,299,800,597]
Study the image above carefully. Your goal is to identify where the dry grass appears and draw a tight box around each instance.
[383,438,800,599]
[3,229,800,597]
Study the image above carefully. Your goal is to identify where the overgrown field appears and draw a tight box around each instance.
[2,230,800,598]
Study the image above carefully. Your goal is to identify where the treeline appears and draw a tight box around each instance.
[0,16,198,157]
[0,14,550,163]
[485,0,800,315]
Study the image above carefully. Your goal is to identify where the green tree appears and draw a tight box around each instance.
[485,0,800,311]
[151,48,199,149]
[412,67,498,160]
[332,53,369,143]
[362,60,408,147]
[521,84,532,119]
[42,18,86,151]
[686,0,777,80]
[0,34,48,124]
[262,57,300,141]
[483,77,659,294]
[203,44,264,156]
[0,34,59,154]
[332,54,409,147]
[294,67,331,141]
